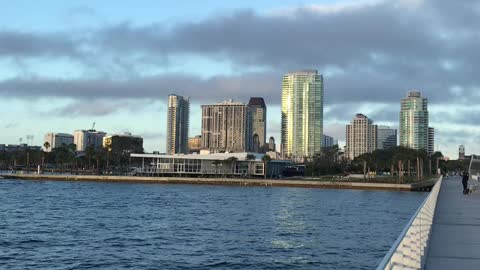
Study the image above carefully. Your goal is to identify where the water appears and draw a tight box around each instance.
[0,179,426,269]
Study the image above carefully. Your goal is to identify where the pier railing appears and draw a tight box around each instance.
[376,176,443,270]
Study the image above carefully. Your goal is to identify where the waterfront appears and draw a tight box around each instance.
[0,179,426,269]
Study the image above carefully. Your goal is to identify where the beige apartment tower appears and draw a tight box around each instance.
[345,114,377,160]
[201,100,253,153]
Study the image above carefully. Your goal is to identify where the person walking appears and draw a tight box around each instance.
[462,171,469,194]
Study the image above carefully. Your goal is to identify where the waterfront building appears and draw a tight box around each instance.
[323,134,338,148]
[188,135,202,153]
[43,133,74,152]
[376,126,397,150]
[428,127,435,156]
[73,130,106,152]
[345,114,377,160]
[399,90,429,152]
[248,97,267,153]
[103,133,143,155]
[130,152,291,178]
[459,145,465,160]
[166,94,190,154]
[268,137,276,152]
[201,100,253,153]
[281,70,324,158]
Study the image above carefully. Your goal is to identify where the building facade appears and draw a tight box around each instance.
[400,90,429,152]
[268,136,276,152]
[376,126,397,150]
[345,114,377,160]
[201,100,253,153]
[459,145,465,160]
[44,133,74,152]
[166,94,190,154]
[428,127,435,156]
[130,152,291,178]
[322,134,338,148]
[103,133,144,155]
[73,130,106,152]
[188,135,202,153]
[248,97,267,153]
[281,70,323,158]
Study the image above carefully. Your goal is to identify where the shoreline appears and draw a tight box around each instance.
[0,174,436,192]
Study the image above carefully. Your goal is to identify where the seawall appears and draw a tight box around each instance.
[0,174,425,191]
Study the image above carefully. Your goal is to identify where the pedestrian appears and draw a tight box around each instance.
[462,171,469,194]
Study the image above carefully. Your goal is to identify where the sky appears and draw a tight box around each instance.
[1,0,479,158]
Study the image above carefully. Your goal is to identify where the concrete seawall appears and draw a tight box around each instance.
[0,174,420,191]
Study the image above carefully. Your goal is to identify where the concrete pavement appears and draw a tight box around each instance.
[425,176,480,269]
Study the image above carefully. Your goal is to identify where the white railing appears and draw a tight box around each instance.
[377,176,443,270]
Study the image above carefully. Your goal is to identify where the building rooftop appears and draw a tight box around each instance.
[407,90,422,97]
[286,70,318,76]
[201,99,246,106]
[248,97,266,107]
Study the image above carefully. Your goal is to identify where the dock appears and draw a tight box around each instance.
[424,176,480,269]
[0,173,430,191]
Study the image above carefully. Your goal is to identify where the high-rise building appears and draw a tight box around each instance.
[188,135,202,153]
[166,94,190,154]
[281,70,323,158]
[459,145,465,160]
[400,90,429,151]
[345,114,377,160]
[376,126,397,150]
[428,127,435,156]
[268,136,276,152]
[73,130,106,152]
[323,134,338,148]
[201,100,253,153]
[248,97,267,153]
[103,133,143,155]
[43,133,74,152]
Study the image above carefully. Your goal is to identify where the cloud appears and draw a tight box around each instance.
[0,31,79,58]
[0,72,280,104]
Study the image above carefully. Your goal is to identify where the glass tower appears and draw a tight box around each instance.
[167,94,190,154]
[281,70,323,158]
[399,90,429,151]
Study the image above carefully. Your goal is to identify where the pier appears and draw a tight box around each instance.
[0,174,421,191]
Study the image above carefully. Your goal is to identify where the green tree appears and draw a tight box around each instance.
[245,154,256,178]
[211,160,222,178]
[225,156,239,178]
[262,154,272,179]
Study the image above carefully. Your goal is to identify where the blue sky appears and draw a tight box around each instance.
[1,0,480,158]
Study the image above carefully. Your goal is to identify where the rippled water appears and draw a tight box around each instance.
[0,179,426,269]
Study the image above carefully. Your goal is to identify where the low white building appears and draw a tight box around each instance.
[130,152,291,178]
[73,130,106,152]
[43,133,74,152]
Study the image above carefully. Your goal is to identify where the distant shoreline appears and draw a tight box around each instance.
[0,174,437,192]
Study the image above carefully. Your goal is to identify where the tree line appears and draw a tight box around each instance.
[306,145,469,182]
[0,143,137,175]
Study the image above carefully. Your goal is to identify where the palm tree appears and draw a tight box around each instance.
[211,160,222,178]
[225,156,238,178]
[245,154,256,178]
[262,154,272,179]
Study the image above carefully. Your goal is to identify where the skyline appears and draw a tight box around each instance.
[1,0,479,158]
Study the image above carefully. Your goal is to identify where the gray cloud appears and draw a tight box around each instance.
[0,72,280,104]
[1,0,480,154]
[0,31,79,58]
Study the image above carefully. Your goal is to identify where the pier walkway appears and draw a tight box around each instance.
[425,176,480,269]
